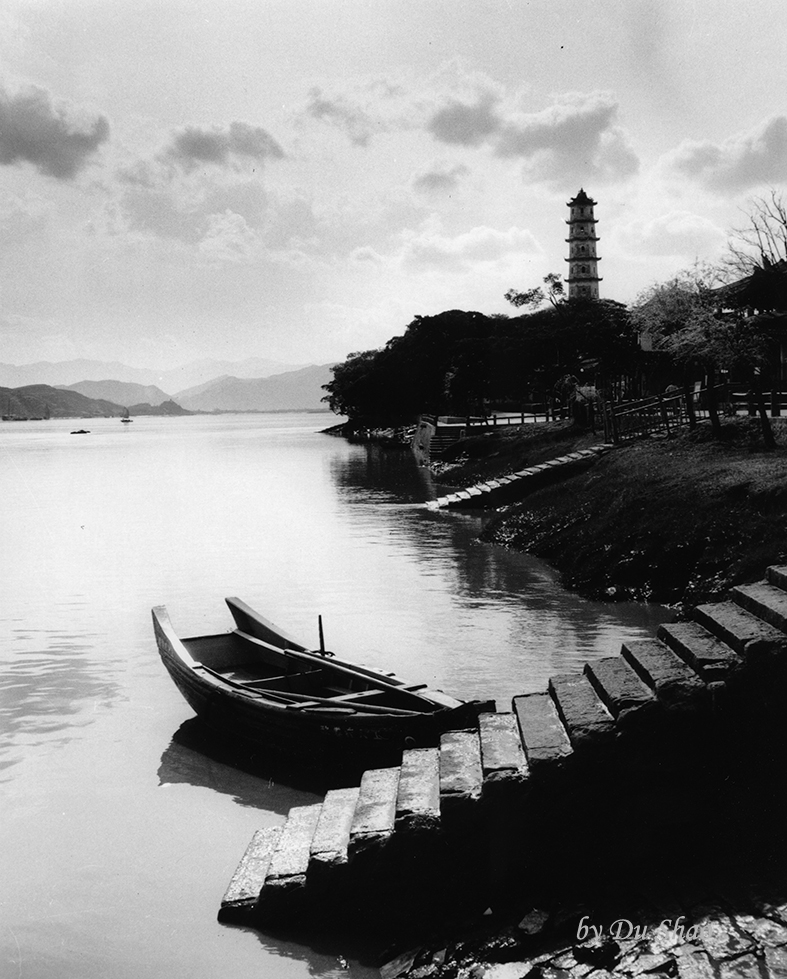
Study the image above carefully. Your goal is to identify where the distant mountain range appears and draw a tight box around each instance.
[61,380,171,406]
[175,364,334,412]
[0,357,309,393]
[1,384,190,419]
[0,358,337,415]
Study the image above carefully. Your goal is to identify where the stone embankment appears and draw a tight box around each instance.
[217,565,787,955]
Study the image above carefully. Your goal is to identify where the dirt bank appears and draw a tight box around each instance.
[433,419,787,607]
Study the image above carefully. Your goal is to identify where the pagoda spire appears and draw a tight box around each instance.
[565,188,602,300]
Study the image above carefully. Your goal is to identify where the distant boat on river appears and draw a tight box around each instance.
[152,597,492,779]
[121,408,133,423]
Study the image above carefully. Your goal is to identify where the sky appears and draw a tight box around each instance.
[1,0,787,370]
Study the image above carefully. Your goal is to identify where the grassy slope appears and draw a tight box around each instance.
[435,419,787,607]
[431,420,603,485]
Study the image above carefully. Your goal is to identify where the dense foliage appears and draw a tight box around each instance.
[322,300,640,425]
[631,263,781,447]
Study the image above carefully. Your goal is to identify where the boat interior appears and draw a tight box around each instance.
[183,630,438,714]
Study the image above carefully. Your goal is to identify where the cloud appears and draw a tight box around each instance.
[162,121,285,171]
[615,211,726,258]
[0,84,109,180]
[304,86,379,147]
[411,162,469,195]
[120,185,202,242]
[198,211,259,263]
[426,90,502,146]
[399,222,541,272]
[349,245,385,265]
[425,89,639,187]
[663,116,787,192]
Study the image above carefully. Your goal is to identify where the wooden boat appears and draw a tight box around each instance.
[153,598,493,778]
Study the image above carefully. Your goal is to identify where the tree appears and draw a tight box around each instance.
[632,263,777,448]
[726,189,787,275]
[505,272,565,310]
[631,264,725,436]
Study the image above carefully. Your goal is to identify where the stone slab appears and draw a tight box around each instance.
[439,729,483,799]
[767,565,787,593]
[697,912,755,959]
[397,747,440,819]
[765,946,787,979]
[621,638,706,710]
[693,600,787,657]
[733,913,787,947]
[732,582,787,634]
[220,826,282,909]
[513,692,573,768]
[350,767,400,838]
[658,621,741,680]
[583,655,658,722]
[310,786,359,863]
[267,804,322,880]
[548,673,616,747]
[718,955,762,979]
[675,948,715,979]
[478,711,528,777]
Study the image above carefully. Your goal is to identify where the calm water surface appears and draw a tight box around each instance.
[0,414,671,978]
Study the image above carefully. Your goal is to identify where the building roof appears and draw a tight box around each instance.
[711,259,787,312]
[567,188,597,207]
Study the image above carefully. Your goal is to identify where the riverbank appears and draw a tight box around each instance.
[431,418,787,607]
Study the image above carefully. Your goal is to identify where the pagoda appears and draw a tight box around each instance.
[565,189,601,299]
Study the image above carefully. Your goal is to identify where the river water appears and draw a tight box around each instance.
[0,413,670,978]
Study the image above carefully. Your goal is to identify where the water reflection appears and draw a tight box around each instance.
[324,442,671,702]
[159,720,324,808]
[0,628,116,779]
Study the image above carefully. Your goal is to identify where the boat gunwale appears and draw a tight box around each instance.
[153,605,455,717]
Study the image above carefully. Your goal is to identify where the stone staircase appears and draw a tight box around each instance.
[426,445,610,510]
[218,565,787,939]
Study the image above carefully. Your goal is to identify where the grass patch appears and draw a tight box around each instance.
[471,418,787,606]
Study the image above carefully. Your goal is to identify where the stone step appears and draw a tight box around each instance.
[218,826,282,921]
[309,786,360,874]
[512,691,573,771]
[396,747,440,831]
[548,673,616,748]
[478,711,528,783]
[766,565,787,592]
[349,767,400,857]
[658,621,742,681]
[620,639,706,711]
[731,582,787,634]
[692,600,787,658]
[583,655,658,726]
[266,804,322,884]
[439,728,483,806]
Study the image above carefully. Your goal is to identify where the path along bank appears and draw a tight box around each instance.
[428,418,787,608]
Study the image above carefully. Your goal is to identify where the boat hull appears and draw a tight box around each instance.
[153,608,484,779]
